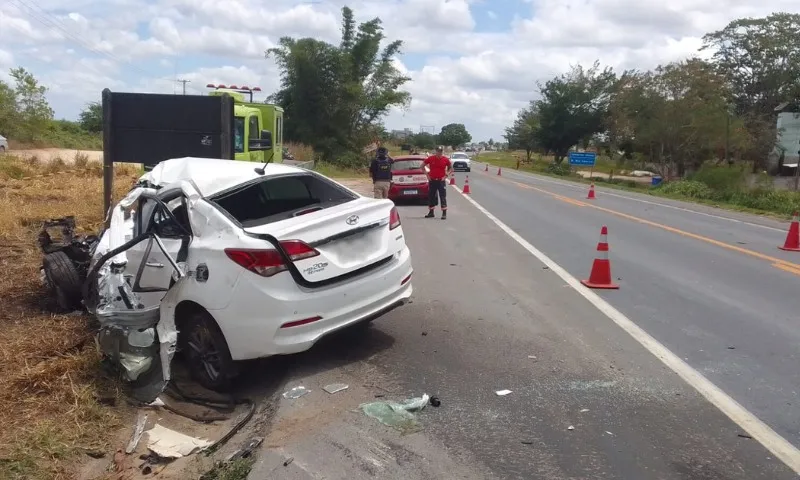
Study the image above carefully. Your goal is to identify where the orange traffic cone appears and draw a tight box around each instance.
[484,163,489,172]
[462,175,471,194]
[497,167,502,176]
[587,183,596,200]
[581,226,619,289]
[449,172,456,185]
[779,211,800,251]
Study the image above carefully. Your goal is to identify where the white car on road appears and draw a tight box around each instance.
[90,157,414,392]
[450,151,471,172]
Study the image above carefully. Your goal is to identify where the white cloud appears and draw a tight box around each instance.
[0,0,798,140]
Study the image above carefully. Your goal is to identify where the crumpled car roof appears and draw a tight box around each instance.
[139,157,305,197]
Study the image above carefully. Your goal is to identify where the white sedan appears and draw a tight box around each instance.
[90,157,414,392]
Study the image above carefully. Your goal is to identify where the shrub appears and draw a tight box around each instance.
[546,162,571,176]
[658,180,713,199]
[689,165,745,196]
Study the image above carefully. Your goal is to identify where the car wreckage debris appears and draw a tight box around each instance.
[360,394,431,433]
[38,216,99,311]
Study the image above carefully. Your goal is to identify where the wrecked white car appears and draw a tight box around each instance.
[85,157,414,398]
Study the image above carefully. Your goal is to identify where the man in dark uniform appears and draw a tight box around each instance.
[369,147,394,199]
[422,146,452,219]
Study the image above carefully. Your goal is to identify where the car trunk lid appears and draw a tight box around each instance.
[243,198,397,282]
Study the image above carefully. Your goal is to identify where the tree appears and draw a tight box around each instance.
[701,13,800,170]
[607,60,747,176]
[534,62,617,163]
[79,101,102,133]
[266,6,411,161]
[504,103,541,161]
[10,67,54,142]
[437,123,471,148]
[410,132,436,150]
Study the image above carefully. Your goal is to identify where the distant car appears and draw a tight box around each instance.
[450,152,471,172]
[0,135,8,153]
[389,156,430,202]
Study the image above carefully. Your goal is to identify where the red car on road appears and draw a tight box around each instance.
[388,155,431,202]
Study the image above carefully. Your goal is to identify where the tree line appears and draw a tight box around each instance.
[0,67,102,149]
[504,12,800,176]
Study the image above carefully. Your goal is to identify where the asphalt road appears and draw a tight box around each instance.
[457,164,800,451]
[249,180,798,479]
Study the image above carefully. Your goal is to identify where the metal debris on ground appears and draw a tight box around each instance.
[283,457,295,467]
[223,437,264,463]
[527,355,537,359]
[126,412,148,454]
[567,425,575,431]
[360,394,430,433]
[323,383,349,394]
[495,389,512,396]
[429,396,441,407]
[580,408,589,413]
[605,431,614,436]
[282,386,311,399]
[146,424,212,459]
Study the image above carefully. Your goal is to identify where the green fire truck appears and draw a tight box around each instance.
[206,84,284,163]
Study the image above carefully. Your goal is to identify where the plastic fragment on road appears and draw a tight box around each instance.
[567,425,575,431]
[495,389,512,396]
[580,408,589,413]
[146,424,212,459]
[323,383,349,394]
[282,386,310,399]
[360,394,430,434]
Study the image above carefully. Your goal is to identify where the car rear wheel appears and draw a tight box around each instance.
[180,310,236,391]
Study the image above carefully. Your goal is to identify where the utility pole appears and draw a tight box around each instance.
[176,79,190,95]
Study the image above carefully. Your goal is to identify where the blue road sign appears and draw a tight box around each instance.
[568,151,597,167]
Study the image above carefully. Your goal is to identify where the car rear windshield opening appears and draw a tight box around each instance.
[392,160,424,171]
[211,174,358,227]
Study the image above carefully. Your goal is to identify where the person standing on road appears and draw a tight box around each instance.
[370,147,394,199]
[422,146,452,219]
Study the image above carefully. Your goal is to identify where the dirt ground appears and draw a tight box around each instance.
[3,148,104,164]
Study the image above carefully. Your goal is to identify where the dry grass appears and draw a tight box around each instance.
[0,154,141,479]
[283,142,315,163]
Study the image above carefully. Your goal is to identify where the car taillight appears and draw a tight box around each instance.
[224,240,319,277]
[389,207,401,230]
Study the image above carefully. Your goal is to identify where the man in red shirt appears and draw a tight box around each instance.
[422,146,453,219]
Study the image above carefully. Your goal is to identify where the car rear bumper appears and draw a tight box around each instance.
[211,246,414,360]
[452,162,470,170]
[389,182,429,199]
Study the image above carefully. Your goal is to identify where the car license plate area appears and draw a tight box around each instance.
[322,229,383,265]
[403,189,418,195]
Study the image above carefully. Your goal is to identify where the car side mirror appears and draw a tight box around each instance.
[249,131,272,151]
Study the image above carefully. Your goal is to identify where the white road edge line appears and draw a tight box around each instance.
[473,162,786,233]
[455,185,800,474]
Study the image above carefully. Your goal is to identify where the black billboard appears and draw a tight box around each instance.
[101,89,235,218]
[102,89,234,166]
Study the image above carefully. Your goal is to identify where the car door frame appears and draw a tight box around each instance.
[126,188,193,307]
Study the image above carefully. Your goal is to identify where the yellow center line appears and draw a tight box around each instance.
[773,263,800,277]
[494,175,800,271]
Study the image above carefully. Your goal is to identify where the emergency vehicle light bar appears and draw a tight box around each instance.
[206,84,262,92]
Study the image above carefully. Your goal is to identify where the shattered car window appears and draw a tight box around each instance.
[211,174,358,227]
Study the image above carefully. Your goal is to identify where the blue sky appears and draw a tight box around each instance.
[1,0,797,141]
